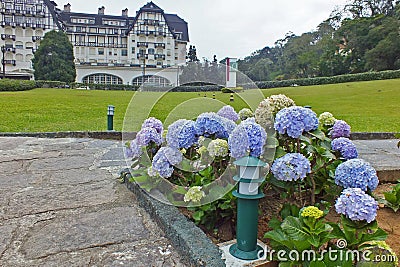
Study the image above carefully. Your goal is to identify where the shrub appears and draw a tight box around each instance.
[35,80,67,88]
[241,70,400,89]
[0,79,36,91]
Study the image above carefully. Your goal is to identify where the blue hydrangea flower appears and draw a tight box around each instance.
[136,127,163,146]
[195,112,234,139]
[335,159,379,192]
[166,119,197,149]
[274,106,319,138]
[125,139,142,158]
[331,137,358,159]
[217,105,239,122]
[152,147,183,178]
[271,153,311,181]
[141,117,163,134]
[330,120,351,139]
[335,188,378,223]
[228,118,267,159]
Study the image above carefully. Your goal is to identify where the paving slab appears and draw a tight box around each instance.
[354,139,400,182]
[0,137,187,267]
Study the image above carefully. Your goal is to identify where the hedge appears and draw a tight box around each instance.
[35,80,67,88]
[246,69,400,89]
[70,82,139,91]
[0,79,36,91]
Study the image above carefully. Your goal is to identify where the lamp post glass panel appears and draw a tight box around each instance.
[107,105,115,131]
[230,156,267,260]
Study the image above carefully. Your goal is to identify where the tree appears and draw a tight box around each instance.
[187,45,199,62]
[32,30,76,83]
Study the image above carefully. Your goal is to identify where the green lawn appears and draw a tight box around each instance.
[0,79,399,132]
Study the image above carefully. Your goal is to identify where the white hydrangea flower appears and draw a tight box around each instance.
[184,186,205,203]
[238,108,254,121]
[207,139,229,157]
[255,94,295,127]
[319,112,336,126]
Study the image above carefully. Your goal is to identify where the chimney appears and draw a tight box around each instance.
[122,8,128,17]
[64,3,71,12]
[98,6,105,15]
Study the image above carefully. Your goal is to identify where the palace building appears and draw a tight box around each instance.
[0,1,189,86]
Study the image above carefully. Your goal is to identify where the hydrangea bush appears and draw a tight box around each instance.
[125,94,390,259]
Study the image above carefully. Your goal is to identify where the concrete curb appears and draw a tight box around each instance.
[0,131,398,140]
[120,169,225,267]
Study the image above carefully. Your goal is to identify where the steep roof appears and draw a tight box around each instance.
[164,14,189,42]
[139,1,164,13]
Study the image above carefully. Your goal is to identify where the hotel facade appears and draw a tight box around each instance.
[0,1,189,86]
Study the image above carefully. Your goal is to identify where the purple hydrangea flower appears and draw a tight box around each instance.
[335,159,379,192]
[125,139,142,158]
[331,137,358,159]
[274,106,319,138]
[141,117,163,134]
[217,105,239,122]
[152,147,183,178]
[335,188,378,223]
[166,119,197,149]
[271,153,311,181]
[195,112,234,139]
[330,120,351,139]
[136,127,163,146]
[228,118,267,159]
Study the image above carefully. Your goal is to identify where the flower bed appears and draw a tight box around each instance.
[125,94,398,266]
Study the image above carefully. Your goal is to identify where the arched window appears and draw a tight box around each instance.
[132,75,170,87]
[82,73,123,84]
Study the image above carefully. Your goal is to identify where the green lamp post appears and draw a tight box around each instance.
[229,156,267,260]
[107,105,115,131]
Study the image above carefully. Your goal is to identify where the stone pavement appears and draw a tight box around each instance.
[353,139,400,182]
[0,137,186,267]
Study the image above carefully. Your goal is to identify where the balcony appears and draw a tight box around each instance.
[36,23,46,29]
[15,22,25,28]
[73,42,127,48]
[2,60,16,66]
[32,36,42,42]
[25,22,34,28]
[154,43,165,49]
[1,8,13,14]
[4,47,16,53]
[142,19,160,26]
[154,54,165,60]
[1,21,16,27]
[1,34,16,40]
[137,53,148,59]
[137,42,148,47]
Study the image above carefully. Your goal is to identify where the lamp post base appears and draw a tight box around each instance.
[229,243,264,260]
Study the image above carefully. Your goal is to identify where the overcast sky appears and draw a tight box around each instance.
[54,0,349,60]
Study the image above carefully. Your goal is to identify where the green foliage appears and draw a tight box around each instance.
[238,2,400,81]
[188,193,236,230]
[0,79,36,91]
[380,181,400,212]
[249,70,400,89]
[70,82,139,91]
[32,30,76,83]
[264,206,337,265]
[35,80,67,88]
[329,216,387,250]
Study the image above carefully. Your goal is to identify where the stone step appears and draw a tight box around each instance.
[353,139,400,183]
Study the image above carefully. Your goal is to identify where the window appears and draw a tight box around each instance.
[121,49,127,56]
[83,73,123,84]
[148,48,155,55]
[132,75,170,87]
[98,48,104,55]
[131,47,135,53]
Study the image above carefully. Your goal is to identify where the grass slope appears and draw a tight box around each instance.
[0,79,399,132]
